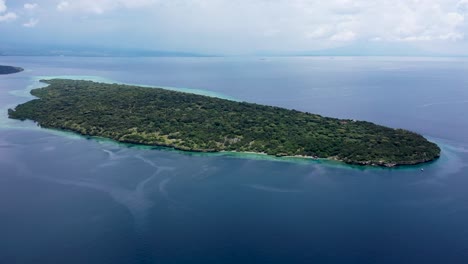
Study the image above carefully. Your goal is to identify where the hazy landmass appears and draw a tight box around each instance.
[0,65,24,75]
[8,79,440,167]
[0,45,212,57]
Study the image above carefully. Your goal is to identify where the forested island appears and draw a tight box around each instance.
[0,65,24,75]
[8,79,440,167]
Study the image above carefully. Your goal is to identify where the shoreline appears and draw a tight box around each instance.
[2,119,441,170]
[30,122,440,168]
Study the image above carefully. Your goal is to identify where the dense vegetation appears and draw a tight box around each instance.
[9,79,440,167]
[0,65,24,75]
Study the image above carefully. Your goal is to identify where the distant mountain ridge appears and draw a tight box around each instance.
[0,45,213,57]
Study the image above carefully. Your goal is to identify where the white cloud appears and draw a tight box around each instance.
[57,1,69,11]
[24,3,39,10]
[2,0,467,54]
[56,0,157,14]
[305,26,332,39]
[439,32,464,40]
[263,29,280,37]
[48,0,467,44]
[0,0,17,23]
[445,12,464,27]
[23,18,38,27]
[0,0,6,13]
[458,0,468,12]
[330,30,356,41]
[0,12,16,22]
[367,1,464,42]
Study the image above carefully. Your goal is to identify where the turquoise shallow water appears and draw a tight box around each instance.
[1,56,468,264]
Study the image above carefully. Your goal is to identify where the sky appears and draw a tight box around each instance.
[1,0,468,55]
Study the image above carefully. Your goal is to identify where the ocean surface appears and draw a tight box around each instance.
[1,56,468,264]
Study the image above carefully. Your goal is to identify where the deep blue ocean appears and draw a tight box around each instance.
[1,56,468,264]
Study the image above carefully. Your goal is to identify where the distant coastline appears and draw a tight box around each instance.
[0,65,24,75]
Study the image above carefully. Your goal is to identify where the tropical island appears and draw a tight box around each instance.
[0,65,24,75]
[8,79,440,167]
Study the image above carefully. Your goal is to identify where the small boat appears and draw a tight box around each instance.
[421,168,424,172]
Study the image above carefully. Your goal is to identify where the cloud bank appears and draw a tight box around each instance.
[0,0,17,22]
[1,0,468,55]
